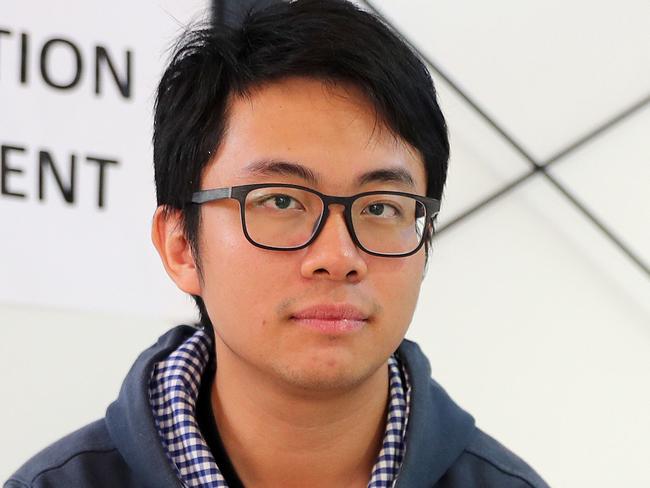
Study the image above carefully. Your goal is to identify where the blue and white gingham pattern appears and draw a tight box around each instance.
[149,328,411,488]
[149,331,226,487]
[369,354,411,486]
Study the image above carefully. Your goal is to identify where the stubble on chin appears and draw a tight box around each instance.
[267,351,388,396]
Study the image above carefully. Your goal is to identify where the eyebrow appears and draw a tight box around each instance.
[241,159,416,189]
[357,168,415,189]
[242,160,320,186]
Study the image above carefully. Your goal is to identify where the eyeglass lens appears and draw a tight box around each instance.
[244,187,426,255]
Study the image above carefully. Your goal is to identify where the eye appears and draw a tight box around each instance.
[362,202,401,218]
[258,194,304,211]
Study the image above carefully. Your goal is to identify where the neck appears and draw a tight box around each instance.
[211,338,390,488]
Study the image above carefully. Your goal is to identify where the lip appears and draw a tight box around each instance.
[290,304,369,334]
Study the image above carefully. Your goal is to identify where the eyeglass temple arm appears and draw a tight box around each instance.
[430,199,441,215]
[419,199,440,218]
[191,188,232,204]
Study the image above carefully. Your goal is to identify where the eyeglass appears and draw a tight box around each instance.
[190,183,440,257]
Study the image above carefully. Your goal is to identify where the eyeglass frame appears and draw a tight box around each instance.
[190,183,441,258]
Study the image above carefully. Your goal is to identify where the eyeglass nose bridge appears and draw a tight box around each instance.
[308,194,359,249]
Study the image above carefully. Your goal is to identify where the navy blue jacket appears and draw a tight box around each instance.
[6,325,550,487]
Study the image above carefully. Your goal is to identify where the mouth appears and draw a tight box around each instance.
[290,304,369,334]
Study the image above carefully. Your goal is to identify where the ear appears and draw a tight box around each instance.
[151,206,202,296]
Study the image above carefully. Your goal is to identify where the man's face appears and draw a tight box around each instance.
[196,77,428,392]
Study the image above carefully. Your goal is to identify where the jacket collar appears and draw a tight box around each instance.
[106,325,198,488]
[394,339,476,487]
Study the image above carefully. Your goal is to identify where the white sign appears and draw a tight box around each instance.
[0,0,209,320]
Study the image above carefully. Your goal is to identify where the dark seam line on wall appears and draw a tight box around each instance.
[436,169,538,234]
[542,93,650,167]
[541,168,650,277]
[360,0,650,279]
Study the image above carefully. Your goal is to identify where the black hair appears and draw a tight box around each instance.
[153,0,449,327]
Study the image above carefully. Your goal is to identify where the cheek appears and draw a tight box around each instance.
[199,221,294,323]
[373,254,424,320]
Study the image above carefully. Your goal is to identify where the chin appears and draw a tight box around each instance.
[272,354,377,393]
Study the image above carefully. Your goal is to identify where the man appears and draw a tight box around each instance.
[6,1,549,487]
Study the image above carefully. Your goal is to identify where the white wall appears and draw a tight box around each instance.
[2,1,649,486]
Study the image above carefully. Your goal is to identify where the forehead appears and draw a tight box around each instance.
[203,77,427,193]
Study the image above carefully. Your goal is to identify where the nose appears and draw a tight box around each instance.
[300,206,368,283]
